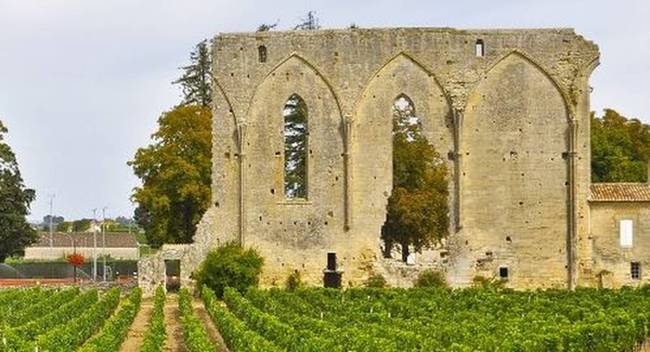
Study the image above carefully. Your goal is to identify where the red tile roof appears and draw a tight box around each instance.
[590,183,650,202]
[31,232,139,248]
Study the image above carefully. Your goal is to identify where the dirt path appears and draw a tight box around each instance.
[163,294,187,352]
[119,298,153,352]
[193,299,230,352]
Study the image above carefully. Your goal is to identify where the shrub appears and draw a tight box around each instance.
[413,269,447,288]
[194,242,263,298]
[365,273,387,288]
[285,270,303,290]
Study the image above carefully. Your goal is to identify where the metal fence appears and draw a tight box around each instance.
[0,260,138,280]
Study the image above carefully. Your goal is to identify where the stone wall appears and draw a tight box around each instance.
[588,202,650,288]
[189,27,601,290]
[135,28,606,294]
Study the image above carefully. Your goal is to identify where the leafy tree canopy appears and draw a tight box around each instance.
[41,215,64,231]
[129,105,212,247]
[382,96,449,261]
[0,120,37,262]
[592,109,650,182]
[55,218,92,232]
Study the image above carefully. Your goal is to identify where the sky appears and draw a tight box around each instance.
[0,0,648,222]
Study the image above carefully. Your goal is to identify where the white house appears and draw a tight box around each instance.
[24,232,140,260]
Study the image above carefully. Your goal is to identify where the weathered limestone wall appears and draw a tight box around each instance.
[588,202,650,288]
[452,53,569,288]
[138,27,601,293]
[198,27,600,289]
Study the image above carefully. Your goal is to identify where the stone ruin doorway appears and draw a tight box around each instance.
[165,259,181,292]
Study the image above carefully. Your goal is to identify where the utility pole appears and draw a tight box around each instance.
[102,206,108,282]
[48,194,55,252]
[92,208,97,281]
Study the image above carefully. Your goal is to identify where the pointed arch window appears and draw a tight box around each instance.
[392,94,421,140]
[283,94,308,199]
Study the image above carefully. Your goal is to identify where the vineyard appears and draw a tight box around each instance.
[204,286,650,352]
[1,285,650,351]
[0,286,140,352]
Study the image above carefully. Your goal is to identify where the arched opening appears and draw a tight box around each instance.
[382,94,449,262]
[283,94,308,199]
[258,45,267,63]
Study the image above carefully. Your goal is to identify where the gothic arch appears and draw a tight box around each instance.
[471,50,572,117]
[460,48,570,285]
[242,50,346,238]
[246,53,343,122]
[351,51,454,234]
[353,52,452,117]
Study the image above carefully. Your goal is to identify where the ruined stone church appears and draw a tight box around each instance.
[139,27,650,294]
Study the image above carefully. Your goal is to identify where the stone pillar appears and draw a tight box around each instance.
[452,108,464,232]
[237,122,248,245]
[567,116,579,290]
[343,115,353,231]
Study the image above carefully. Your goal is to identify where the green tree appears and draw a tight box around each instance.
[72,219,92,232]
[283,94,308,198]
[41,215,64,231]
[173,40,212,107]
[56,221,71,232]
[0,120,37,262]
[381,96,449,261]
[129,105,212,247]
[591,109,650,182]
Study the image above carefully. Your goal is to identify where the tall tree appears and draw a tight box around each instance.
[381,97,449,261]
[173,40,213,107]
[129,105,212,247]
[591,109,650,182]
[283,94,308,198]
[0,120,37,262]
